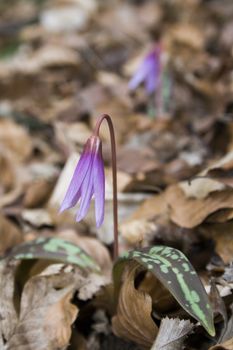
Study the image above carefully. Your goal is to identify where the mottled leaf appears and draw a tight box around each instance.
[6,237,100,272]
[113,246,215,336]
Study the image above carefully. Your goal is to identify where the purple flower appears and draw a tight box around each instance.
[129,46,161,94]
[60,135,105,228]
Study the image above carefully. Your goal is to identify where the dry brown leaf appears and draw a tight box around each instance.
[69,330,87,350]
[169,23,204,49]
[77,272,110,301]
[206,209,233,224]
[28,45,80,70]
[49,152,80,209]
[94,99,136,145]
[98,3,153,41]
[0,45,81,76]
[105,167,132,192]
[179,178,226,200]
[54,121,92,154]
[128,192,168,221]
[202,151,233,187]
[117,147,160,175]
[93,284,115,316]
[120,219,156,246]
[0,119,32,162]
[185,74,224,98]
[40,5,92,33]
[0,215,22,255]
[166,185,233,228]
[138,272,177,314]
[6,268,78,350]
[0,149,15,192]
[22,208,53,227]
[24,179,54,208]
[151,317,193,350]
[210,337,233,350]
[43,290,77,347]
[202,222,233,264]
[0,260,19,346]
[120,193,168,246]
[112,264,158,349]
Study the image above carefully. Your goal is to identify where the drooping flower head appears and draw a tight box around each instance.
[129,45,162,95]
[60,135,105,228]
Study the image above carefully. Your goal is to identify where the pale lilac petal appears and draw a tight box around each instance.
[93,153,105,228]
[145,58,160,93]
[76,158,95,222]
[145,66,160,94]
[60,152,92,213]
[60,134,105,228]
[129,59,151,90]
[129,49,161,94]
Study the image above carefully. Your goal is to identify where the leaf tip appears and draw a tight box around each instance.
[206,322,215,337]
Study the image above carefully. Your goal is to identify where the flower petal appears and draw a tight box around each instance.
[128,60,150,90]
[76,156,95,222]
[60,151,92,213]
[146,62,160,93]
[93,152,105,228]
[145,69,160,94]
[129,49,161,94]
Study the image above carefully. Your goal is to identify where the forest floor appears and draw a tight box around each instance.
[0,0,233,349]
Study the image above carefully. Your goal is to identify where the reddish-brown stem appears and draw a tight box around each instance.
[94,114,119,260]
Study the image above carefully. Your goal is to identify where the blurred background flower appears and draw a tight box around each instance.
[129,45,162,95]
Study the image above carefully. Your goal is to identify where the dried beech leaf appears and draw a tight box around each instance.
[203,151,233,187]
[0,260,19,346]
[151,317,194,350]
[179,178,226,200]
[22,208,53,227]
[49,152,80,209]
[166,185,233,228]
[0,215,22,255]
[205,222,233,264]
[23,179,54,208]
[168,23,204,49]
[121,219,156,246]
[210,337,233,350]
[77,272,109,301]
[0,149,15,192]
[128,192,168,221]
[6,272,78,350]
[112,263,158,349]
[138,271,177,314]
[0,119,32,161]
[207,209,233,224]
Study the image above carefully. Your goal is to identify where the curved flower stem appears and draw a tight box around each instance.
[94,114,119,260]
[154,49,163,118]
[155,77,163,118]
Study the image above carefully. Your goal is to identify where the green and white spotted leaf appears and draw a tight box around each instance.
[113,246,215,337]
[6,237,100,272]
